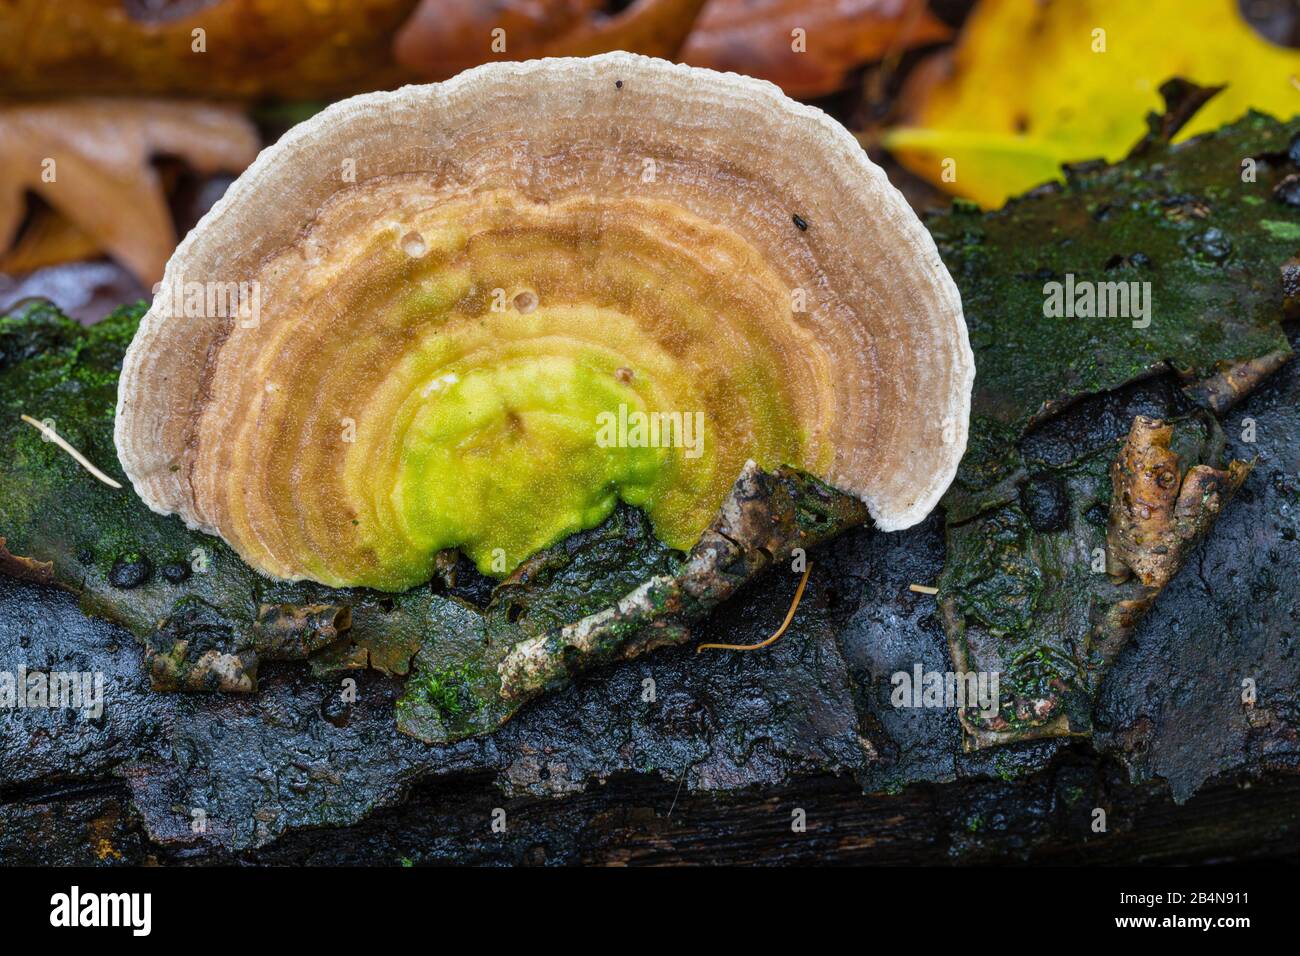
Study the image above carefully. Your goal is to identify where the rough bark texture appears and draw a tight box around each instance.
[3,108,1300,863]
[144,600,353,693]
[1106,416,1249,590]
[498,463,868,701]
[929,104,1295,750]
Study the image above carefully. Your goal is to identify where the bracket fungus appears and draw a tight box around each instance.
[115,53,973,591]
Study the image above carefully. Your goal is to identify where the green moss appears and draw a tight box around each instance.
[1259,219,1300,241]
[928,110,1294,432]
[412,662,483,720]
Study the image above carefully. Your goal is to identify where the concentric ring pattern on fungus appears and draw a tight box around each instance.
[115,53,973,591]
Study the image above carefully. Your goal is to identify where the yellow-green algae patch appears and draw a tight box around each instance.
[357,300,807,585]
[395,354,667,576]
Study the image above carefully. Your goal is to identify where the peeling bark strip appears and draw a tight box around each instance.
[0,535,54,587]
[1106,416,1250,590]
[497,461,869,701]
[146,600,352,693]
[253,603,352,659]
[1185,349,1292,414]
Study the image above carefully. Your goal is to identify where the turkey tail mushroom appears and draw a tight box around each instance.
[115,53,973,591]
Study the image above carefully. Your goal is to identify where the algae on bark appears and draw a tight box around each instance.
[930,100,1296,749]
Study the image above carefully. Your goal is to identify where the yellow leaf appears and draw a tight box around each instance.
[883,0,1300,208]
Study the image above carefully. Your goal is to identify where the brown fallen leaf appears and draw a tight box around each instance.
[393,0,708,78]
[0,207,100,277]
[681,0,951,98]
[0,100,259,286]
[0,0,419,99]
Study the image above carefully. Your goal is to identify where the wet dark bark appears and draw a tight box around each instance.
[7,761,1300,866]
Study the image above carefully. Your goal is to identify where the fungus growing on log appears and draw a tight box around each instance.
[115,53,972,591]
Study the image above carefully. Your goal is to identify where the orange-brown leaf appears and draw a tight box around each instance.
[0,0,419,99]
[0,208,100,276]
[393,0,709,78]
[681,0,951,98]
[0,100,259,285]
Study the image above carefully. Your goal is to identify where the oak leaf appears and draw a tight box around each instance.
[0,100,259,285]
[393,0,708,78]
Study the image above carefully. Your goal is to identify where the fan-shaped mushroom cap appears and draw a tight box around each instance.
[115,53,972,591]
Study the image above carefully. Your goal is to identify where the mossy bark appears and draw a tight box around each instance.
[1,104,1297,752]
[929,102,1296,748]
